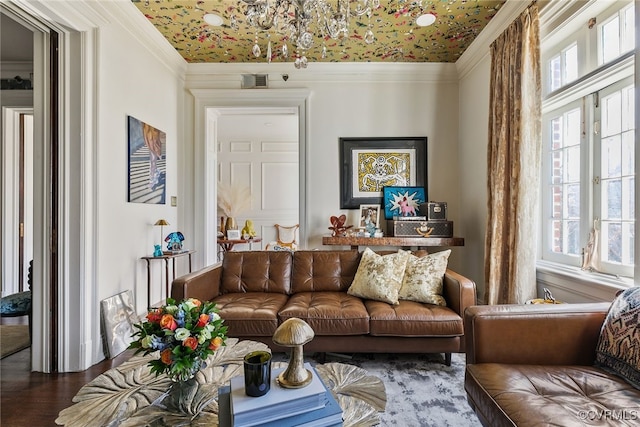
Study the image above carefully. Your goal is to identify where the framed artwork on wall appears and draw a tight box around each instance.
[127,116,167,204]
[382,186,427,220]
[339,137,427,209]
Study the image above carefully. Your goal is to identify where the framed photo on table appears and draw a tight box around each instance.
[340,137,427,209]
[359,204,381,229]
[226,229,241,240]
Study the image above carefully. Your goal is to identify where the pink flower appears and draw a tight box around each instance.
[160,314,177,331]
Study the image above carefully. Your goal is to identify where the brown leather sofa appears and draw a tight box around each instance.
[464,303,640,426]
[171,250,477,364]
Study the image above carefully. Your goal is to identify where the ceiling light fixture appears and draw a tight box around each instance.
[203,13,224,26]
[240,0,380,69]
[416,13,436,27]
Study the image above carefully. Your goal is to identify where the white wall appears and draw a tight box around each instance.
[184,64,464,272]
[457,58,491,302]
[95,17,183,323]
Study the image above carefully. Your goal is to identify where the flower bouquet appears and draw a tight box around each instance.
[129,298,227,382]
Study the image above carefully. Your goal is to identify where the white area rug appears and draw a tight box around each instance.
[275,352,481,427]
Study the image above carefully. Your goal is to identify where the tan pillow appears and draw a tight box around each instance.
[398,250,451,306]
[347,248,410,305]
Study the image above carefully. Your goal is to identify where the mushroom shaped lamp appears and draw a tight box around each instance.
[272,318,315,388]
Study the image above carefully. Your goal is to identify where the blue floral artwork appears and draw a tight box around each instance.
[383,186,426,220]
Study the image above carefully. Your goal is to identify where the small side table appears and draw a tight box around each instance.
[141,250,195,308]
[216,237,262,261]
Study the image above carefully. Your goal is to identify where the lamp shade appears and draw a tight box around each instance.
[154,219,169,226]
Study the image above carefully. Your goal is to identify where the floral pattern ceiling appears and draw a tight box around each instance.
[132,0,506,63]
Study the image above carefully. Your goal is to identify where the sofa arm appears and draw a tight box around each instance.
[464,303,611,365]
[170,263,222,302]
[443,269,477,318]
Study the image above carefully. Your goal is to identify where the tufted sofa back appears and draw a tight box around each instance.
[221,251,292,294]
[291,250,362,293]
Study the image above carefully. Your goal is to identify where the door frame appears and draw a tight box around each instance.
[189,89,310,266]
[2,107,33,296]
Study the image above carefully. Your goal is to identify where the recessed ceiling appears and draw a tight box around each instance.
[131,0,507,64]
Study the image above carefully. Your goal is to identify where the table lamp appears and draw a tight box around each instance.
[154,219,169,245]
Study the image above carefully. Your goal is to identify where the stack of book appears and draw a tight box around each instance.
[218,363,343,427]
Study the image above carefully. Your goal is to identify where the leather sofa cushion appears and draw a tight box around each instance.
[213,292,289,336]
[366,300,463,337]
[221,251,292,294]
[278,291,370,335]
[291,250,361,293]
[466,364,640,427]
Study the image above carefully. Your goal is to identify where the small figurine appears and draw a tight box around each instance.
[165,231,185,252]
[399,197,416,216]
[328,214,352,237]
[153,244,163,257]
[241,219,257,239]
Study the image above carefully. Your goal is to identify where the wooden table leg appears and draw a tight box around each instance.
[164,259,170,303]
[145,259,151,309]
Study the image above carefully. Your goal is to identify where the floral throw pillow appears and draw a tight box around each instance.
[595,286,640,390]
[398,250,451,306]
[347,248,410,305]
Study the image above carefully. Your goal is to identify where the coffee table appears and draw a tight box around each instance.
[56,338,386,427]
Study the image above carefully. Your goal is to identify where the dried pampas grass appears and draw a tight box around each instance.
[217,182,251,217]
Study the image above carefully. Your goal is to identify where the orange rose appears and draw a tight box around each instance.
[147,309,162,324]
[160,349,172,365]
[159,314,177,331]
[183,336,198,350]
[208,336,223,351]
[190,298,202,308]
[196,313,209,328]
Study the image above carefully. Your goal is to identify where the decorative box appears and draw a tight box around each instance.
[421,202,448,221]
[388,219,453,238]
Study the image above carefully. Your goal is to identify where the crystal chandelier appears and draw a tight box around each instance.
[240,0,380,68]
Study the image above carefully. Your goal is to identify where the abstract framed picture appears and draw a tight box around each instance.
[358,204,381,229]
[100,290,138,359]
[127,116,166,204]
[383,186,427,220]
[340,137,427,209]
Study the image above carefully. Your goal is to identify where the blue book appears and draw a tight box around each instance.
[230,364,329,427]
[219,385,343,427]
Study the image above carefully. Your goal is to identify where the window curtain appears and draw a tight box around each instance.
[484,3,541,305]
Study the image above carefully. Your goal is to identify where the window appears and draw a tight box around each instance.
[598,3,634,65]
[549,43,578,92]
[541,1,635,279]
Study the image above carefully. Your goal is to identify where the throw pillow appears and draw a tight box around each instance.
[595,286,640,390]
[398,250,451,306]
[347,248,410,305]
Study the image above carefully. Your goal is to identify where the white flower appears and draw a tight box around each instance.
[164,305,178,314]
[184,299,198,311]
[141,335,154,349]
[174,328,191,341]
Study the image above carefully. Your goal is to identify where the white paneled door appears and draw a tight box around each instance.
[217,110,299,250]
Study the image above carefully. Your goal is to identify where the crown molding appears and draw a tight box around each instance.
[455,0,532,80]
[89,0,187,78]
[185,62,458,85]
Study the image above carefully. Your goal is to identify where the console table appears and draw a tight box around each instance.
[217,237,262,261]
[322,235,464,250]
[141,250,195,308]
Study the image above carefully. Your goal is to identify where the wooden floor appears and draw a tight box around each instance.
[1,317,132,427]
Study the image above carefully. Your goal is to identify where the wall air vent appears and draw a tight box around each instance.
[241,74,268,89]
